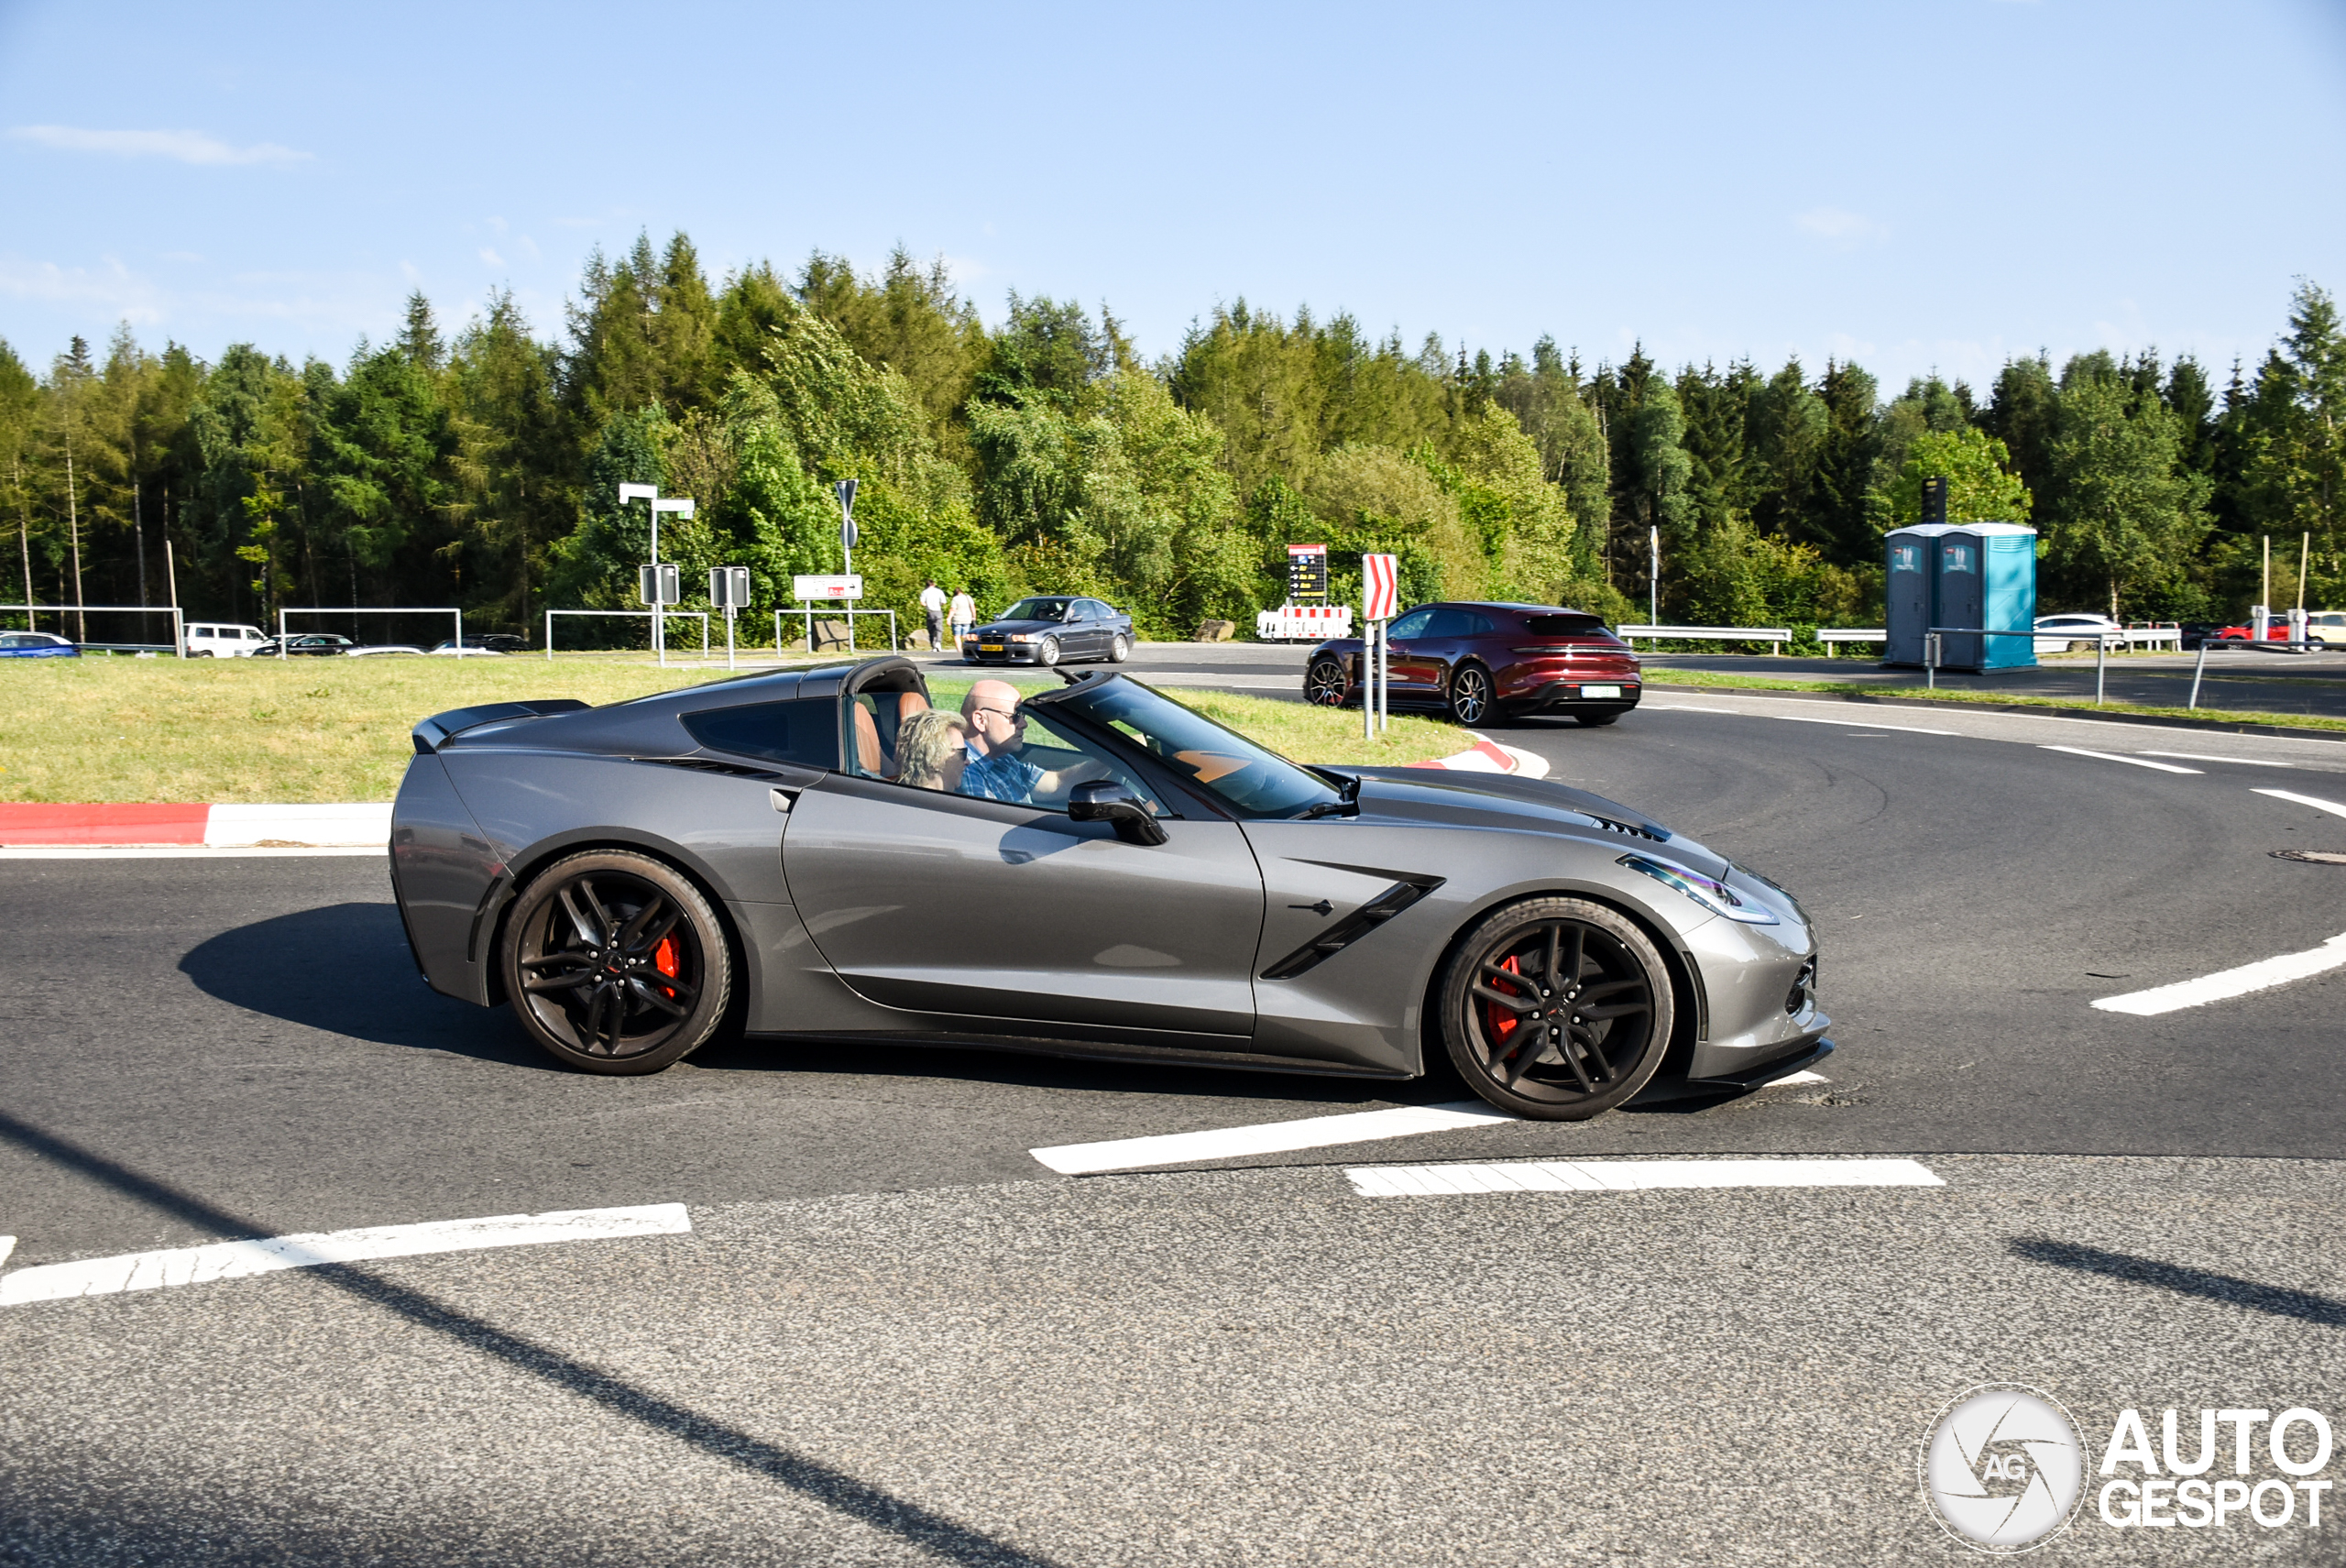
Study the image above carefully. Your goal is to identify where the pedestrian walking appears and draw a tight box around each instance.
[918,579,948,652]
[948,585,977,654]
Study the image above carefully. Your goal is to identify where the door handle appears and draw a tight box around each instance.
[771,787,802,813]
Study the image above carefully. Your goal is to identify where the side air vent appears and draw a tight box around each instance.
[1261,876,1445,981]
[632,755,794,782]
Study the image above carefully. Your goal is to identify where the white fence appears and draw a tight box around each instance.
[2,603,183,653]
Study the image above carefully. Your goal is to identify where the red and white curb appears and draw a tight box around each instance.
[0,802,390,855]
[0,737,1542,858]
[1409,734,1550,778]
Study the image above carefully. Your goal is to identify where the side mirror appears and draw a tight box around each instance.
[1068,780,1168,846]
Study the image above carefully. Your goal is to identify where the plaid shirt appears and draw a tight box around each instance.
[959,748,1044,805]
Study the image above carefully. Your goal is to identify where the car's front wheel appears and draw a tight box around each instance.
[1304,657,1349,707]
[502,850,733,1075]
[1036,635,1061,667]
[1438,896,1674,1120]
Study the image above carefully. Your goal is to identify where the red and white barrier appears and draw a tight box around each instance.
[0,802,392,849]
[1255,603,1354,641]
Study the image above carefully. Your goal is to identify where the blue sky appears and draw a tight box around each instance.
[3,0,2341,394]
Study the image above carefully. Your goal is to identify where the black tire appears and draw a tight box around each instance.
[1036,635,1061,668]
[1109,632,1131,663]
[1304,656,1349,707]
[502,850,733,1076]
[1447,663,1495,726]
[1572,709,1625,727]
[1438,896,1674,1120]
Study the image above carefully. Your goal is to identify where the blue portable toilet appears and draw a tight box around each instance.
[1882,524,1952,665]
[1883,522,2038,669]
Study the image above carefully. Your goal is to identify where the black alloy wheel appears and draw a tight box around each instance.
[502,850,733,1075]
[1305,657,1349,707]
[1036,635,1061,667]
[1110,632,1131,663]
[1448,663,1494,725]
[1438,896,1674,1120]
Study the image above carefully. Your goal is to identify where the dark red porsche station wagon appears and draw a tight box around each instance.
[1301,601,1642,726]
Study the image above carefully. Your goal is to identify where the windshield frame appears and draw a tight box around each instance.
[998,597,1073,623]
[1031,674,1345,820]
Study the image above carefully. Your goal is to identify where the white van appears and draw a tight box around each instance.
[184,622,269,657]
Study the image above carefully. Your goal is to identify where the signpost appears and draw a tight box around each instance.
[619,482,695,666]
[709,565,751,670]
[1362,552,1398,738]
[834,479,860,648]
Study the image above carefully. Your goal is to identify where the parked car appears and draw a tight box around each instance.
[253,633,357,657]
[430,639,510,657]
[0,630,79,659]
[183,622,269,657]
[2211,612,2341,650]
[1304,602,1642,726]
[345,644,427,657]
[2033,613,2129,654]
[391,656,1828,1121]
[962,597,1134,667]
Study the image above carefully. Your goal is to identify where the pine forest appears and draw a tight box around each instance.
[3,234,2341,649]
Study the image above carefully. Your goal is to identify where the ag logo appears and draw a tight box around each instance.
[1921,1385,2085,1552]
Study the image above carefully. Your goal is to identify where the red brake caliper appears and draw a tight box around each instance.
[652,934,681,987]
[1485,954,1523,1044]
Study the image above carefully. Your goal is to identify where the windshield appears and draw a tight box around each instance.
[1000,598,1071,622]
[1058,678,1343,817]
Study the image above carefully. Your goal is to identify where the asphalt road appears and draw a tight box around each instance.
[6,685,2345,1564]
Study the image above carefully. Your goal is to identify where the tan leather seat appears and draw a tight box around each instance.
[852,703,886,777]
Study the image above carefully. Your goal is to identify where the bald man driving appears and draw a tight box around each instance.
[957,679,1106,806]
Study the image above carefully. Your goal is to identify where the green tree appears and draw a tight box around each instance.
[1877,426,2033,527]
[2041,367,2211,618]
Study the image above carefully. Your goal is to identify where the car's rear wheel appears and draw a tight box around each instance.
[1036,635,1061,667]
[1447,663,1494,725]
[1109,632,1131,663]
[502,850,732,1075]
[1438,896,1674,1120]
[1305,657,1349,707]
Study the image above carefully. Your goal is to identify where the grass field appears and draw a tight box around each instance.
[0,655,1464,803]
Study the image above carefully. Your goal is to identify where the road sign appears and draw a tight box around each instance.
[1362,553,1398,620]
[1286,543,1329,603]
[835,479,859,551]
[709,566,752,608]
[638,563,681,606]
[792,574,863,601]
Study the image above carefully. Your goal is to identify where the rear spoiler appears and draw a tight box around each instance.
[411,699,591,754]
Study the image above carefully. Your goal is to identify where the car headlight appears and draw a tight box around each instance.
[1009,634,1033,643]
[1617,853,1780,925]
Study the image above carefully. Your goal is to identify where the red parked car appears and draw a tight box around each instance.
[1302,602,1642,726]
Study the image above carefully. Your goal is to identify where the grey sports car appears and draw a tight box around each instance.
[390,656,1829,1120]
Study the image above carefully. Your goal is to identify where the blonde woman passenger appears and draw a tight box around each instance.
[893,707,970,792]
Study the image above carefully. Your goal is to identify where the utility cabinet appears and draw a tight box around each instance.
[1883,521,2038,670]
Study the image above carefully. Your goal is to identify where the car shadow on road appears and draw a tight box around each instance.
[178,901,549,1070]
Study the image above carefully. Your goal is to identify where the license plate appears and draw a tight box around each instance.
[1580,685,1622,698]
[979,644,1004,653]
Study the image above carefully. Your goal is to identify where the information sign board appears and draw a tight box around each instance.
[1286,543,1329,603]
[792,574,863,601]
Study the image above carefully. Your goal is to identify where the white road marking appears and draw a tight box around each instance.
[1343,1157,1943,1198]
[2140,751,2296,767]
[1031,1101,1515,1175]
[2092,932,2346,1016]
[2254,787,2346,820]
[1639,702,1955,735]
[2039,745,2202,773]
[0,845,384,859]
[0,1204,690,1307]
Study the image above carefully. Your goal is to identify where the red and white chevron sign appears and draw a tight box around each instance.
[1362,553,1398,620]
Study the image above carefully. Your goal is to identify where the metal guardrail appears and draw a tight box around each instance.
[779,606,898,654]
[1620,623,1793,653]
[1816,629,1885,644]
[1926,627,2122,703]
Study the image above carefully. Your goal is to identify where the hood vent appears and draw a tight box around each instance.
[1587,815,1670,843]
